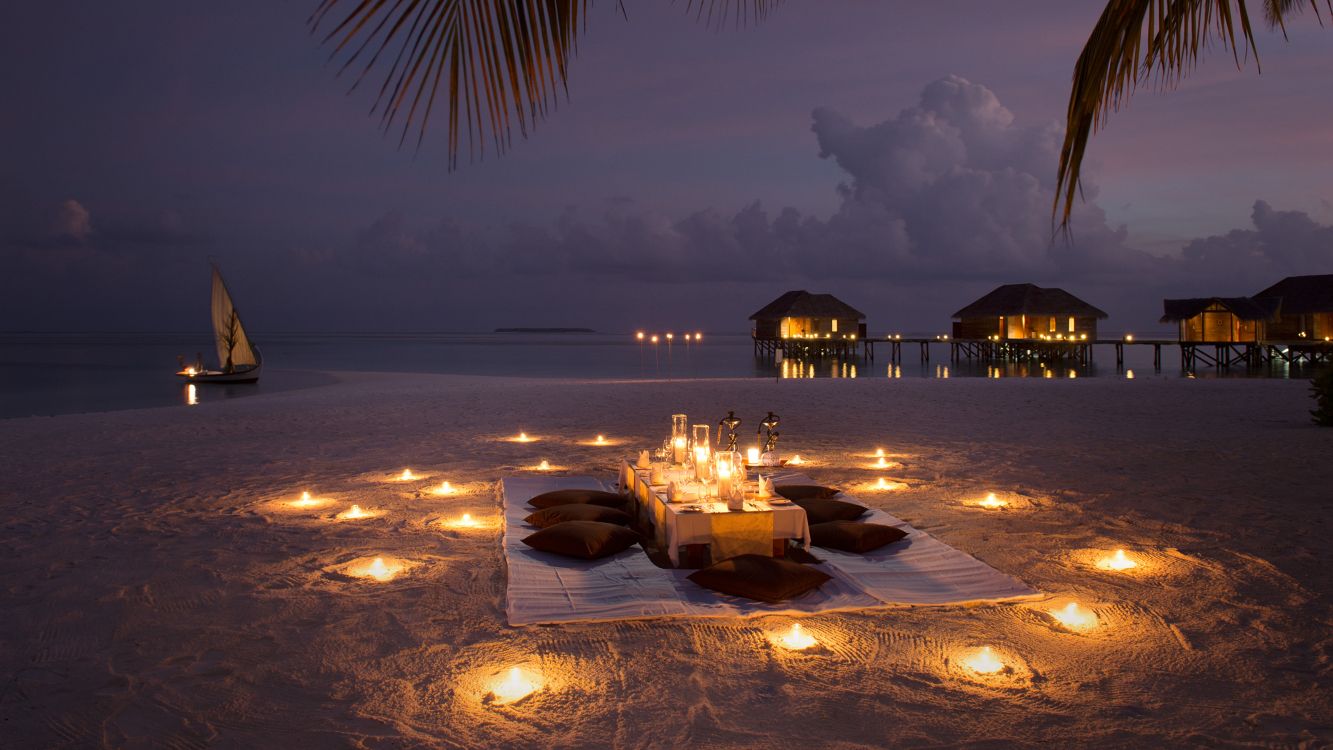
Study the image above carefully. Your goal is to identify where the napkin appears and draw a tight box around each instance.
[636,450,651,469]
[667,481,678,503]
[756,474,772,499]
[650,464,666,485]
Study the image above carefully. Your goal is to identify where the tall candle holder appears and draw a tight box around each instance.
[716,451,744,510]
[671,413,688,465]
[691,424,711,482]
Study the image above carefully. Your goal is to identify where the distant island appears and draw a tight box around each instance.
[493,327,596,334]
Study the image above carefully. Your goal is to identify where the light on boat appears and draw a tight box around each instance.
[595,434,607,445]
[490,666,539,704]
[538,460,551,471]
[1098,549,1138,571]
[788,455,804,465]
[962,646,1005,675]
[339,504,373,520]
[779,622,817,651]
[433,481,454,496]
[399,469,416,481]
[978,492,1007,509]
[1048,601,1099,630]
[186,384,198,406]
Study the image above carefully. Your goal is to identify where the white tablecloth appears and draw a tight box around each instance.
[620,461,812,566]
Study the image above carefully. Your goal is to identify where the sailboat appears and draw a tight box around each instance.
[176,265,262,384]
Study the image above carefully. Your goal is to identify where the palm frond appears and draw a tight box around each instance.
[1055,0,1330,230]
[312,1,782,167]
[310,0,590,168]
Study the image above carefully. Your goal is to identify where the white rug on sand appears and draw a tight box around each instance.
[501,475,1037,626]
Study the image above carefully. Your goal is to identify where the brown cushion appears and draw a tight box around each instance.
[774,484,841,501]
[521,521,640,560]
[524,504,631,529]
[810,521,908,553]
[790,497,868,524]
[686,554,832,603]
[527,489,627,510]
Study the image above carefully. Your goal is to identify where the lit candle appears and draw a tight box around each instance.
[291,491,322,508]
[746,447,760,465]
[491,666,538,704]
[1098,548,1138,571]
[875,448,885,458]
[367,557,390,580]
[595,434,607,446]
[875,456,889,469]
[779,622,817,650]
[433,481,454,496]
[400,469,416,481]
[339,504,372,520]
[962,646,1005,675]
[876,477,890,490]
[538,460,551,471]
[672,436,687,465]
[1047,601,1099,630]
[978,492,1007,509]
[788,455,804,466]
[516,432,533,443]
[716,456,733,498]
[459,513,476,527]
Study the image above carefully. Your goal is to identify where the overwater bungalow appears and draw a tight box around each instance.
[750,290,867,361]
[1160,297,1280,343]
[750,290,866,341]
[951,283,1107,341]
[1254,274,1333,341]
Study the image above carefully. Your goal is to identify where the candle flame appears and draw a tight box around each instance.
[779,622,817,650]
[339,504,373,520]
[595,434,606,445]
[978,492,1007,509]
[1099,548,1138,571]
[962,646,1005,675]
[368,557,389,579]
[400,469,416,481]
[291,490,324,508]
[433,481,454,496]
[788,455,804,465]
[875,447,885,458]
[874,456,889,469]
[1048,601,1099,630]
[538,460,551,471]
[491,666,538,704]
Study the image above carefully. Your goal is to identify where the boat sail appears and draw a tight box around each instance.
[177,266,262,383]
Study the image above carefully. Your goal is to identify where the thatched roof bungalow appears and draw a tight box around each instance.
[750,290,866,340]
[1160,297,1280,343]
[952,283,1107,341]
[1254,274,1333,340]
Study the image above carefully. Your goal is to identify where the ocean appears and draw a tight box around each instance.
[0,331,1322,419]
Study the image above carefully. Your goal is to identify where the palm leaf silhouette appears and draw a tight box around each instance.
[311,0,779,168]
[1056,0,1329,229]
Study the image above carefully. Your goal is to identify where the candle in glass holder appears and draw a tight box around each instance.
[671,414,688,464]
[747,447,760,465]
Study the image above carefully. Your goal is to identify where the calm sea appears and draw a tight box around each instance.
[0,331,1321,419]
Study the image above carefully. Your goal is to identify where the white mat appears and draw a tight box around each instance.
[502,475,1038,626]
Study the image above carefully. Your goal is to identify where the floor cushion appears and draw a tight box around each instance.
[774,484,841,501]
[522,521,640,560]
[524,504,632,529]
[790,496,868,524]
[527,488,627,510]
[810,521,908,553]
[686,554,832,603]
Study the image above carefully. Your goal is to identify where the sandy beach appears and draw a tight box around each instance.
[2,372,1330,748]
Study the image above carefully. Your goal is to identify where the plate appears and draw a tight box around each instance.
[767,498,793,505]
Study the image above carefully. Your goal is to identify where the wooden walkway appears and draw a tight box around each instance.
[753,334,1333,372]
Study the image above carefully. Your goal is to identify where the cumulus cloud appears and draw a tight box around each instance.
[1180,200,1333,281]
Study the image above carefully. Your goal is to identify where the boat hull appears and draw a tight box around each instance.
[176,364,262,384]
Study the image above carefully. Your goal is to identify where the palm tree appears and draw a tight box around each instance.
[311,1,1326,229]
[1056,0,1328,227]
[309,1,776,169]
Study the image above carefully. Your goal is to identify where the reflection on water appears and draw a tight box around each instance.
[3,330,1328,419]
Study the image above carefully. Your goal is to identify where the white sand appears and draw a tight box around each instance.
[1,371,1329,747]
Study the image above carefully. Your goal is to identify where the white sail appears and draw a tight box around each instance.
[210,267,258,371]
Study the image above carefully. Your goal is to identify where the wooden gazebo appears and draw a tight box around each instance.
[952,283,1107,341]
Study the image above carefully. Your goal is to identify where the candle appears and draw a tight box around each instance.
[338,504,374,520]
[1047,601,1099,630]
[788,455,804,465]
[490,666,538,704]
[594,434,607,445]
[747,447,760,465]
[538,460,551,471]
[716,457,733,498]
[875,447,885,458]
[1098,548,1138,571]
[672,436,687,465]
[400,469,416,481]
[962,646,1005,675]
[433,481,454,496]
[778,622,817,650]
[978,492,1007,509]
[367,557,390,579]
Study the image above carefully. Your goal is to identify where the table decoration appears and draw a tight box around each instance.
[718,410,742,452]
[671,413,688,464]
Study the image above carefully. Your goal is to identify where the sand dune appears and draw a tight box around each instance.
[1,371,1329,747]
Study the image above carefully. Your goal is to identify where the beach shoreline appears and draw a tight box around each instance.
[2,372,1329,747]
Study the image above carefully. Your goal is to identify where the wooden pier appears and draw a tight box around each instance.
[755,333,1333,373]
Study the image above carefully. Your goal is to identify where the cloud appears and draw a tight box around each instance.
[54,199,93,242]
[1180,200,1333,282]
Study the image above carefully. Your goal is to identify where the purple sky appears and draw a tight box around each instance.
[3,1,1332,334]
